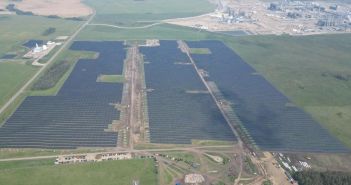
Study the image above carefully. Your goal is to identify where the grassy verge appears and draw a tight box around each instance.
[0,92,27,125]
[0,148,109,160]
[159,151,197,162]
[97,75,125,83]
[0,62,37,107]
[189,48,211,54]
[191,140,235,146]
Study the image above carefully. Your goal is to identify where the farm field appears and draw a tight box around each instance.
[140,40,235,144]
[0,62,37,109]
[11,0,93,18]
[0,15,80,57]
[0,41,126,148]
[187,40,348,152]
[84,0,215,25]
[0,159,157,185]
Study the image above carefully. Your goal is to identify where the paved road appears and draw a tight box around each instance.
[0,11,96,116]
[88,22,162,29]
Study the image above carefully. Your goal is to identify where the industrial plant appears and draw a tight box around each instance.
[267,0,351,33]
[166,0,351,35]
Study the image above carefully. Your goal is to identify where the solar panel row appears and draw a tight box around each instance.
[186,40,348,152]
[0,41,125,149]
[141,40,236,144]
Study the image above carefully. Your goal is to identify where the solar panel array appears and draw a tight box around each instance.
[186,40,348,152]
[140,40,236,144]
[23,40,45,48]
[0,41,125,149]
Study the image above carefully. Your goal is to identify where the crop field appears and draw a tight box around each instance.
[84,0,215,25]
[0,159,157,185]
[0,62,37,109]
[0,41,126,149]
[140,40,235,144]
[186,40,348,152]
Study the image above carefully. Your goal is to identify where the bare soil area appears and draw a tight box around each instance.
[261,152,292,185]
[13,0,93,18]
[0,1,6,9]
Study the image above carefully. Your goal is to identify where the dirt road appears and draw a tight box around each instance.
[177,40,244,185]
[261,152,291,185]
[0,145,235,162]
[88,23,163,29]
[128,46,137,150]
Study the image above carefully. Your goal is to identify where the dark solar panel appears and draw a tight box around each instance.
[186,40,348,152]
[140,40,236,144]
[0,41,125,149]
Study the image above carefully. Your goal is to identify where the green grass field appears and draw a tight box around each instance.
[0,15,80,57]
[0,62,37,107]
[84,0,215,25]
[0,159,157,185]
[189,48,212,54]
[0,148,108,159]
[97,75,125,83]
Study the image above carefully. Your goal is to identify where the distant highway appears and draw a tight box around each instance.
[0,10,96,117]
[86,12,212,30]
[88,22,163,29]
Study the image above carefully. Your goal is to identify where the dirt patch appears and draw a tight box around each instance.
[0,1,6,9]
[13,0,93,18]
[262,152,292,185]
